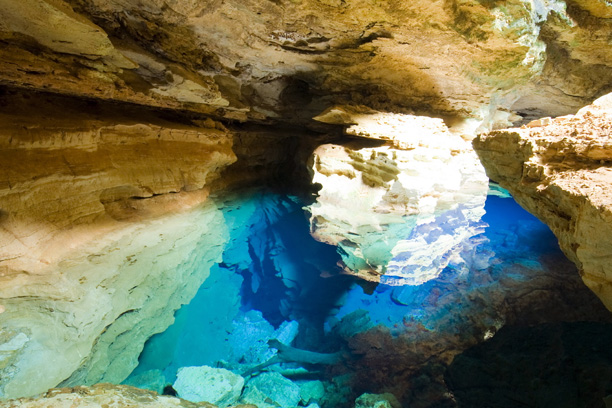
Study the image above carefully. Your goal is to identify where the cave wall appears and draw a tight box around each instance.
[0,90,312,399]
[474,94,612,312]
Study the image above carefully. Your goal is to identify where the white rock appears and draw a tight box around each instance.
[245,372,301,407]
[173,366,244,407]
[308,112,488,284]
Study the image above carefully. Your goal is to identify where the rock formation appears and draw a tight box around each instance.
[0,384,218,408]
[2,0,612,127]
[308,109,489,284]
[1,0,612,405]
[0,89,237,398]
[474,93,612,311]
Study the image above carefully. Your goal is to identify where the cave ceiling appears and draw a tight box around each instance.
[1,0,611,130]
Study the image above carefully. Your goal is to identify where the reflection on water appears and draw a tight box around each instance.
[123,188,612,407]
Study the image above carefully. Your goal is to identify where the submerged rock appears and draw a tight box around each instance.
[354,393,401,408]
[447,322,612,408]
[300,380,326,405]
[122,369,167,396]
[324,193,612,406]
[173,366,244,407]
[243,372,301,408]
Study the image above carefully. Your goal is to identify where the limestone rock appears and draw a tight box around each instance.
[173,366,244,407]
[1,0,612,125]
[300,380,325,405]
[0,90,237,399]
[473,92,612,311]
[243,372,301,408]
[0,384,217,408]
[354,393,401,408]
[0,201,228,399]
[308,112,489,283]
[0,92,236,279]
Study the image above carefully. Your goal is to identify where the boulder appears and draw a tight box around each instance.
[354,392,401,408]
[300,380,325,405]
[243,372,300,408]
[173,366,244,407]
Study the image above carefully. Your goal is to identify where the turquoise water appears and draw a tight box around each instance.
[123,188,611,407]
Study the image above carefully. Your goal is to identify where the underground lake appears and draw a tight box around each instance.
[111,186,612,408]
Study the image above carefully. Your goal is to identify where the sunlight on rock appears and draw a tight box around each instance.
[308,111,488,285]
[0,203,227,399]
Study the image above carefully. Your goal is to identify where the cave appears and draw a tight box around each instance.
[1,1,612,408]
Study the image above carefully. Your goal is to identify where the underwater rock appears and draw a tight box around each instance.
[122,369,167,396]
[126,193,318,386]
[308,113,488,283]
[243,372,301,408]
[324,194,612,406]
[474,92,612,311]
[0,384,217,408]
[300,380,325,405]
[354,393,401,408]
[173,366,244,407]
[123,191,346,400]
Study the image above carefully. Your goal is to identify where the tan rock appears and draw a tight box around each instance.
[0,383,217,408]
[473,92,612,311]
[0,94,235,399]
[1,0,611,126]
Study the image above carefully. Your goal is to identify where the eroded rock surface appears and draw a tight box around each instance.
[308,111,488,283]
[2,0,612,404]
[0,202,228,399]
[1,0,612,127]
[0,92,235,398]
[0,384,217,408]
[474,93,612,311]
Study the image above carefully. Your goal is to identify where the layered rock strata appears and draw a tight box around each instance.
[1,0,612,127]
[0,93,236,398]
[473,93,612,311]
[308,110,489,284]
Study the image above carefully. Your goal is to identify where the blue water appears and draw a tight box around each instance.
[123,187,600,407]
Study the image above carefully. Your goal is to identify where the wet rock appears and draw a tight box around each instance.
[122,369,167,395]
[243,372,301,408]
[173,366,244,407]
[300,380,325,405]
[354,392,401,408]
